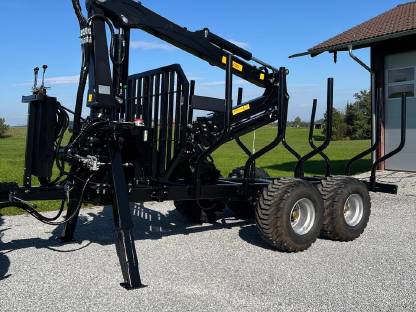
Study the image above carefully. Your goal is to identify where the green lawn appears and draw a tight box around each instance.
[0,126,371,215]
[213,126,371,177]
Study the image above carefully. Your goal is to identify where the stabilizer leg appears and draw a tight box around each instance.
[110,144,144,290]
[60,192,81,242]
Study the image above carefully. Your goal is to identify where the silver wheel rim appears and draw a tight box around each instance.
[290,198,316,235]
[344,194,364,227]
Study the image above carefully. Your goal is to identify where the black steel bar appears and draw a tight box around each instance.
[237,87,243,105]
[235,136,257,179]
[234,85,251,159]
[174,74,182,151]
[126,78,135,121]
[370,94,407,187]
[159,72,169,175]
[180,78,190,149]
[294,78,334,178]
[127,181,270,202]
[147,75,154,126]
[233,84,267,180]
[142,76,150,124]
[131,78,138,119]
[236,137,251,156]
[194,55,233,195]
[243,67,288,185]
[166,71,175,162]
[120,28,130,121]
[1,186,65,202]
[282,138,301,161]
[23,100,36,188]
[60,188,82,242]
[136,78,143,119]
[152,74,161,179]
[109,142,143,290]
[345,88,382,175]
[308,99,331,176]
[188,80,195,122]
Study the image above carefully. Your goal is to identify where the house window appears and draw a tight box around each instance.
[387,67,415,99]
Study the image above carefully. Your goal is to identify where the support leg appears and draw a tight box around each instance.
[110,144,144,290]
[60,190,81,242]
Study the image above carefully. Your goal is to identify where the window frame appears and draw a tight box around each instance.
[386,66,416,100]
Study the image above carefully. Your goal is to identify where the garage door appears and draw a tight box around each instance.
[385,51,416,172]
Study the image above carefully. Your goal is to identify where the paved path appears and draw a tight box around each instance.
[1,172,415,311]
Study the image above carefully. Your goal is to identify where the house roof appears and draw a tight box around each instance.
[291,1,416,58]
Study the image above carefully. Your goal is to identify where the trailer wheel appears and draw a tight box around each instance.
[174,200,225,223]
[318,177,371,241]
[256,179,324,252]
[228,166,269,218]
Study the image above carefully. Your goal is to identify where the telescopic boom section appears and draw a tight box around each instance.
[89,0,274,87]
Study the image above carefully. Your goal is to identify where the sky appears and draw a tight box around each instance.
[0,0,406,125]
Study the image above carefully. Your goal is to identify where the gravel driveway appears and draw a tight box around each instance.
[1,172,415,312]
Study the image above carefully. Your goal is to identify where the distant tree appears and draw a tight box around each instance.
[345,90,371,140]
[322,108,347,140]
[293,116,302,128]
[0,118,9,138]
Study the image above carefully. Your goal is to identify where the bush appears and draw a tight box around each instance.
[0,118,9,138]
[322,108,347,140]
[345,90,371,140]
[293,116,302,128]
[321,90,371,141]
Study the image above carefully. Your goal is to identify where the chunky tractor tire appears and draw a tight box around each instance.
[174,200,225,224]
[228,167,270,218]
[318,176,371,241]
[256,179,324,252]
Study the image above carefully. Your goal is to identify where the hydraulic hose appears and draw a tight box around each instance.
[72,0,87,28]
[71,0,91,138]
[72,45,90,137]
[4,174,93,226]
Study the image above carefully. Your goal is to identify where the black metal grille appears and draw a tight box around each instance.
[126,64,190,178]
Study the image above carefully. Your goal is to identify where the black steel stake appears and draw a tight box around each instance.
[294,78,333,178]
[308,99,331,177]
[345,88,383,175]
[370,93,407,188]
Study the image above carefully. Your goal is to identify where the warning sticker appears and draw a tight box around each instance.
[232,61,243,72]
[221,56,244,72]
[232,104,250,116]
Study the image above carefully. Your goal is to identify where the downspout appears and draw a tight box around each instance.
[348,45,377,165]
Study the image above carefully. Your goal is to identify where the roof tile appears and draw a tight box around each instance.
[309,1,416,53]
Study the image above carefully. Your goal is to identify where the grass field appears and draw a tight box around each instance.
[0,127,371,215]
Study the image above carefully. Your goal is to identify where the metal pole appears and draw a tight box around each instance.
[348,46,376,164]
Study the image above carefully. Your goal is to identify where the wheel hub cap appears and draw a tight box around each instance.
[344,194,364,227]
[290,198,316,235]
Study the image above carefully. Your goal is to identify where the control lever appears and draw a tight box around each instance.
[33,67,40,91]
[40,65,48,89]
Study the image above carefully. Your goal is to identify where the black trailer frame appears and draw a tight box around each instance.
[0,0,408,290]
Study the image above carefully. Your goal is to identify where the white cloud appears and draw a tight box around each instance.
[15,75,80,87]
[45,75,80,85]
[130,40,177,51]
[228,39,249,49]
[130,39,248,52]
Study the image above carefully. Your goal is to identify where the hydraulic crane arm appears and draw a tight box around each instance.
[89,0,275,88]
